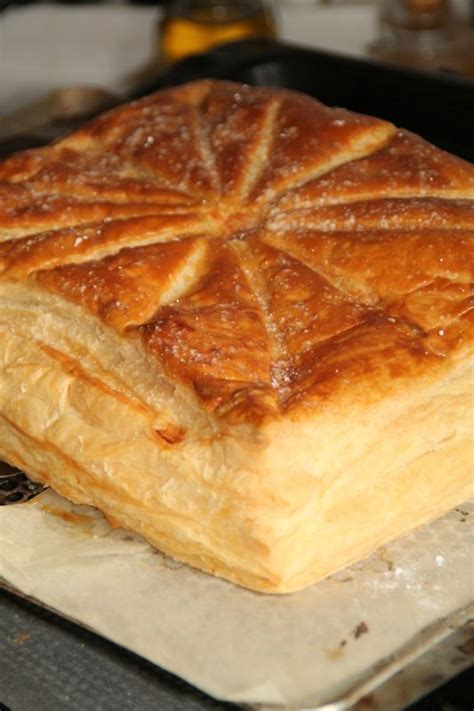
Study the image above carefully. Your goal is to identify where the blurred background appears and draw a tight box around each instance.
[0,0,473,122]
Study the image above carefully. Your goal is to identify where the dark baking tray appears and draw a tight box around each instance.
[131,38,474,163]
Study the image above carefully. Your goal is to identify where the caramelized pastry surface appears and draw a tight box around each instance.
[1,81,472,423]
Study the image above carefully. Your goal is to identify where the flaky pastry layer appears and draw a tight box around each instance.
[0,81,473,592]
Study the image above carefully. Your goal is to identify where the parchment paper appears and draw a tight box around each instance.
[0,491,472,709]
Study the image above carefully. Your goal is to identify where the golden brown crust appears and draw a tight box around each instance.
[1,81,472,422]
[276,129,474,209]
[0,80,472,592]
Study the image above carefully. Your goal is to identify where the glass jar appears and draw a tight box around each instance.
[158,0,277,67]
[369,0,474,78]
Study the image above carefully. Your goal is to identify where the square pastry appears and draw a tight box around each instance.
[0,81,472,592]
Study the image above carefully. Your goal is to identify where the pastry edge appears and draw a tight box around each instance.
[0,299,472,592]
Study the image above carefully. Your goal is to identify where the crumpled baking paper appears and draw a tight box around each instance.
[1,490,472,708]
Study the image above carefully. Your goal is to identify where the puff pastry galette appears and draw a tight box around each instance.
[0,81,472,593]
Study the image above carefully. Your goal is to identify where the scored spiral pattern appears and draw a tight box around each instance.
[0,80,473,423]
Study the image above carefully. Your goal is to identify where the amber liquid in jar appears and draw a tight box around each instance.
[158,0,276,67]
